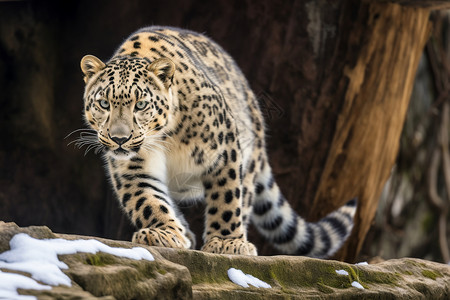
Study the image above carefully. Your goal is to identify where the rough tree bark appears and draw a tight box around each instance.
[0,0,444,262]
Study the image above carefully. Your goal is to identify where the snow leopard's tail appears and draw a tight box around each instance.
[250,167,357,259]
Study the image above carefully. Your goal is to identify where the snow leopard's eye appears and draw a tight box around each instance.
[135,100,148,111]
[98,99,110,110]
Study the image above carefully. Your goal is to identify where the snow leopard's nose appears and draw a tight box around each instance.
[109,120,132,146]
[109,134,131,146]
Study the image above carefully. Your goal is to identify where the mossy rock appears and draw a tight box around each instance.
[2,223,450,299]
[156,248,450,299]
[0,222,192,300]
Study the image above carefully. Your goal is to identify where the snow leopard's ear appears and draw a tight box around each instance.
[147,57,175,89]
[80,55,106,83]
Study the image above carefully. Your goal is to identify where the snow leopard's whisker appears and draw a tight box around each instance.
[89,144,105,156]
[66,130,105,157]
[64,128,97,140]
[68,136,98,147]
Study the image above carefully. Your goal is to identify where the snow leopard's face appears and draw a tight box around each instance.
[81,55,175,159]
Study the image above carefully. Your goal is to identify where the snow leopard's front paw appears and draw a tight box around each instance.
[132,227,191,249]
[201,237,257,255]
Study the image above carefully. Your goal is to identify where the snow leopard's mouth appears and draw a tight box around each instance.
[113,148,129,156]
[108,149,134,160]
[108,144,140,159]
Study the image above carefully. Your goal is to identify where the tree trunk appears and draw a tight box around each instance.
[0,0,439,262]
[309,2,431,261]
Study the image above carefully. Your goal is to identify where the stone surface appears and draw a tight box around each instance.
[0,222,192,300]
[157,248,450,299]
[1,222,450,299]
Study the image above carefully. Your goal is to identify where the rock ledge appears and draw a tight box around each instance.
[1,222,449,299]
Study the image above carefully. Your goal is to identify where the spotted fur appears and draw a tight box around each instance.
[80,26,356,257]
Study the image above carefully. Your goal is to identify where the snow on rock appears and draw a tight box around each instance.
[356,262,369,266]
[351,281,365,289]
[0,233,155,298]
[0,270,51,300]
[227,268,271,288]
[335,269,349,276]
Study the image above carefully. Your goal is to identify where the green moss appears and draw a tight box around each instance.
[357,268,398,286]
[137,262,160,279]
[422,269,442,280]
[405,260,427,268]
[306,261,400,292]
[84,253,116,266]
[317,283,334,294]
[277,286,298,295]
[317,282,334,294]
[346,266,359,282]
[288,260,352,289]
[402,271,413,276]
[158,269,168,275]
[266,260,298,287]
[180,252,230,285]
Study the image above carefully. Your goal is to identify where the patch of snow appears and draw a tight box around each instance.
[351,281,365,289]
[0,260,70,287]
[227,268,271,288]
[0,270,51,300]
[335,269,349,276]
[0,233,154,298]
[355,262,368,265]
